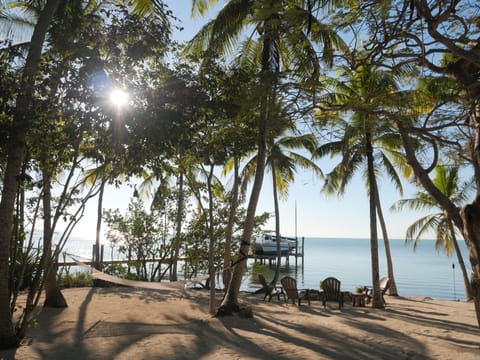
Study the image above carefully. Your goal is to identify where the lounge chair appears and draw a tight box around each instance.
[258,274,285,302]
[366,276,391,305]
[280,276,310,306]
[320,277,343,309]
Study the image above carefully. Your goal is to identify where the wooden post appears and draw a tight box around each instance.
[302,237,305,267]
[100,244,104,270]
[92,244,96,267]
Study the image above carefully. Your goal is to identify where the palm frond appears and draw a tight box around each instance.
[390,193,438,212]
[321,167,342,195]
[0,0,35,43]
[128,0,165,17]
[307,18,348,66]
[234,36,261,71]
[183,17,215,55]
[435,220,453,256]
[378,151,403,195]
[314,140,343,159]
[185,0,251,58]
[289,152,323,178]
[222,157,235,177]
[190,0,218,18]
[454,175,476,205]
[137,173,158,200]
[405,214,441,251]
[240,154,257,195]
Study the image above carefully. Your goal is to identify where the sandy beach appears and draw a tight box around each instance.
[1,286,479,360]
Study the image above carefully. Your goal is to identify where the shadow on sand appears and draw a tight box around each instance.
[1,288,478,359]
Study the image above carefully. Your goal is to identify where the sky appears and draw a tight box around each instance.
[69,0,437,242]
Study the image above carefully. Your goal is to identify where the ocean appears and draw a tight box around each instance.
[62,236,471,301]
[244,237,471,301]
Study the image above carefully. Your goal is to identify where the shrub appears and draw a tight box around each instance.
[57,272,93,288]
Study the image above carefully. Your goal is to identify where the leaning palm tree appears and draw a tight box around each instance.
[391,165,474,300]
[315,62,408,307]
[189,0,346,315]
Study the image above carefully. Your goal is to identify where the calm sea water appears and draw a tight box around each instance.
[243,237,471,301]
[63,236,471,301]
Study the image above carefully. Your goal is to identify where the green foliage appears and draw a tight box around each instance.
[315,62,408,196]
[104,198,166,281]
[251,262,269,276]
[12,247,40,291]
[57,272,93,288]
[181,198,269,276]
[355,285,367,293]
[391,165,474,255]
[101,263,129,278]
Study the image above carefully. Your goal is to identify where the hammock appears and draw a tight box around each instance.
[66,253,210,291]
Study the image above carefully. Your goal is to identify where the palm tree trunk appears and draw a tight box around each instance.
[219,99,268,314]
[271,161,282,285]
[366,131,383,308]
[0,0,60,349]
[374,190,399,296]
[171,172,184,281]
[217,0,281,315]
[206,164,216,314]
[94,181,105,271]
[219,85,272,314]
[223,157,240,288]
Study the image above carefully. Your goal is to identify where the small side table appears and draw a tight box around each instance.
[269,286,286,302]
[351,293,368,307]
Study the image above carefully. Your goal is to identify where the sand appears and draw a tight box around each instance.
[0,286,479,359]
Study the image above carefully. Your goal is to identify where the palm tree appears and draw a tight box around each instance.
[391,165,474,300]
[243,131,322,284]
[315,63,407,307]
[189,0,346,315]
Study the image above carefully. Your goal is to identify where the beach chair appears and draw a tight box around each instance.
[281,276,310,306]
[366,276,391,305]
[378,276,391,304]
[320,277,343,309]
[258,274,285,302]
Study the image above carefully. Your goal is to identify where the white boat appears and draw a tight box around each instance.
[253,232,297,256]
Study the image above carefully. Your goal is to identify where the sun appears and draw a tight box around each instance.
[110,89,128,107]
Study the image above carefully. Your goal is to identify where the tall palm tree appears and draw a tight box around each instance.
[189,0,346,315]
[315,63,408,307]
[391,165,474,300]
[243,132,322,283]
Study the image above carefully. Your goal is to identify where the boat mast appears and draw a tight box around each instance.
[295,200,297,239]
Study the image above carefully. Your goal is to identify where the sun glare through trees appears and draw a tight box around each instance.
[109,89,128,107]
